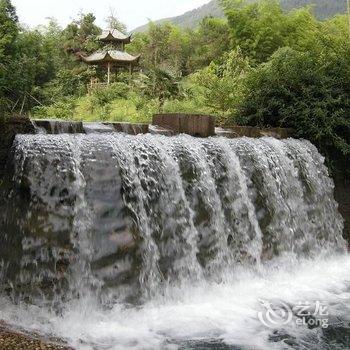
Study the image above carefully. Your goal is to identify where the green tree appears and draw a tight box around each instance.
[236,47,350,174]
[191,48,251,119]
[221,0,318,63]
[62,13,101,54]
[0,0,18,114]
[188,17,231,70]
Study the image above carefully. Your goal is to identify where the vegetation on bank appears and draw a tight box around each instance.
[0,0,349,174]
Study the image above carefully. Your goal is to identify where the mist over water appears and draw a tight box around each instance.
[0,134,348,349]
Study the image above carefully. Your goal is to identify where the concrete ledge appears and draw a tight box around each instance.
[219,126,294,139]
[153,114,216,138]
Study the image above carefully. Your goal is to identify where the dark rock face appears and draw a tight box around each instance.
[32,119,84,134]
[153,114,216,137]
[0,116,35,178]
[32,119,149,136]
[105,122,149,135]
[334,176,350,244]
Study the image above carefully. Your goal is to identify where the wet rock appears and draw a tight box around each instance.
[334,175,350,244]
[32,120,84,134]
[0,115,35,178]
[104,122,149,135]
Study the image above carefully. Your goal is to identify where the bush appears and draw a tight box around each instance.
[162,98,211,115]
[33,97,76,120]
[235,47,350,174]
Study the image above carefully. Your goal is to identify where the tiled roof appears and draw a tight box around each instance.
[99,29,131,42]
[82,50,140,64]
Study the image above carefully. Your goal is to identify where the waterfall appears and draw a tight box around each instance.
[0,133,348,349]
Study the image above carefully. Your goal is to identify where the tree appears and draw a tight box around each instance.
[188,17,231,70]
[235,47,350,174]
[0,0,18,114]
[62,13,101,54]
[190,48,251,118]
[221,0,319,63]
[105,8,127,33]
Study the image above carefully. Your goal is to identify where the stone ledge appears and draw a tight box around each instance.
[218,125,294,139]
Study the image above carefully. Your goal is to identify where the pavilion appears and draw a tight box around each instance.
[81,29,140,85]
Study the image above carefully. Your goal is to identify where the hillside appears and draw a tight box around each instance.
[281,0,347,19]
[133,1,224,32]
[133,0,347,32]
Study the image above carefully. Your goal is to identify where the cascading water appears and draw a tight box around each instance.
[0,133,349,350]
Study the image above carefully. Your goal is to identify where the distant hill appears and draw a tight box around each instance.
[132,0,347,32]
[133,1,224,32]
[281,0,347,19]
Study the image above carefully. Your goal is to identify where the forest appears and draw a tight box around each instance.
[0,0,349,174]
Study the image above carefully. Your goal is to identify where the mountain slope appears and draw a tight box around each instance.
[281,0,347,20]
[133,1,224,32]
[133,0,347,32]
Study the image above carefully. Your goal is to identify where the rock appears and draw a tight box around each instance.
[104,122,149,135]
[0,321,73,350]
[334,175,350,244]
[0,115,35,178]
[32,120,84,134]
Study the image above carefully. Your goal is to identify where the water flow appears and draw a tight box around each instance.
[0,133,348,349]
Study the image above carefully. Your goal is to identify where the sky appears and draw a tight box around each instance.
[11,0,211,31]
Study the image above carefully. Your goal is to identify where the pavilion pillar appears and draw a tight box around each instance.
[107,62,111,85]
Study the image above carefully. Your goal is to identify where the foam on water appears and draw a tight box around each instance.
[0,253,349,349]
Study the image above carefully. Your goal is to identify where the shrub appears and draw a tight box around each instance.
[235,47,350,174]
[33,97,76,120]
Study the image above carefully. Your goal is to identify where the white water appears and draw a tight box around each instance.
[0,253,349,349]
[0,134,348,349]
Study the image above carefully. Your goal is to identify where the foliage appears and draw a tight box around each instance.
[190,48,251,119]
[0,0,18,115]
[187,17,231,70]
[221,0,320,63]
[235,47,350,173]
[33,82,160,123]
[62,13,101,54]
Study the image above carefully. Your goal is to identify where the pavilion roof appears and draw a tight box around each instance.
[99,29,131,43]
[81,50,140,65]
